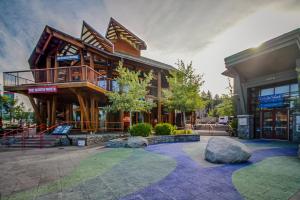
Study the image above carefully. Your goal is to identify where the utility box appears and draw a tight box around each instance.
[292,112,300,142]
[237,115,254,139]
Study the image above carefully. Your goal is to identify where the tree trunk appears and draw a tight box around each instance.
[183,112,186,129]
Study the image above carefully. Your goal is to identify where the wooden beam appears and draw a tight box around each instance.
[70,89,91,130]
[46,56,51,82]
[42,34,53,52]
[157,71,162,123]
[54,54,59,82]
[51,96,57,125]
[91,97,95,131]
[47,100,51,126]
[95,101,99,132]
[51,31,84,48]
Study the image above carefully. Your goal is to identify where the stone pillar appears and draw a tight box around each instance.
[237,115,254,139]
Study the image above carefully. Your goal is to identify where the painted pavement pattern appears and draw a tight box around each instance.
[5,139,299,200]
[121,142,297,200]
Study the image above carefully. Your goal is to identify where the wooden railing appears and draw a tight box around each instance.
[3,65,113,91]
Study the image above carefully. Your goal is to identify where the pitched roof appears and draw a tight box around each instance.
[114,52,176,71]
[28,19,175,72]
[81,21,114,53]
[105,17,147,50]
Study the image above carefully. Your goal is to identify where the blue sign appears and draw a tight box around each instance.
[258,94,285,108]
[52,125,73,135]
[57,55,80,61]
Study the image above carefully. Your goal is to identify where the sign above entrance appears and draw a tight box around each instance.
[57,54,80,61]
[258,94,285,109]
[28,86,57,94]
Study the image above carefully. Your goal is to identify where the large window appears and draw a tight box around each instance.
[261,88,273,96]
[275,85,289,94]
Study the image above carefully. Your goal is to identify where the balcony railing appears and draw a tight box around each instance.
[3,65,114,91]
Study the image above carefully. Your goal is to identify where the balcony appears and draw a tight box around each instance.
[3,65,114,93]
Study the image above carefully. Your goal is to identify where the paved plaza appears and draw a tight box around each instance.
[0,136,300,200]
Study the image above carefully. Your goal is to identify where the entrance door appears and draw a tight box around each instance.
[261,109,288,140]
[274,110,288,139]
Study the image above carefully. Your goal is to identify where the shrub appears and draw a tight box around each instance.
[129,123,152,137]
[173,129,193,135]
[154,123,176,135]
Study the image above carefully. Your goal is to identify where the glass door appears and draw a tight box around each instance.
[274,110,288,139]
[261,109,288,140]
[262,110,273,138]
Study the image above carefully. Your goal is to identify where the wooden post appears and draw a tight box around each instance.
[91,97,95,131]
[80,50,86,81]
[54,54,59,82]
[81,107,84,131]
[47,100,51,126]
[95,101,99,132]
[51,96,57,125]
[46,56,51,82]
[89,53,95,83]
[120,110,124,131]
[157,71,162,123]
[71,89,91,130]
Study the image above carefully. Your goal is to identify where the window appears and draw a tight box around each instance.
[290,83,298,92]
[275,85,289,94]
[260,88,273,96]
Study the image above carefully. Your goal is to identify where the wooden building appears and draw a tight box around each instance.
[3,18,176,132]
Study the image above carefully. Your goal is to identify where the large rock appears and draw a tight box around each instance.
[127,136,148,148]
[105,138,127,148]
[205,137,251,163]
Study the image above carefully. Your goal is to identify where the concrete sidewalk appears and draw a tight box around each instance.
[0,146,105,197]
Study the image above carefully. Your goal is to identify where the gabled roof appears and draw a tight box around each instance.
[28,25,84,67]
[81,21,114,53]
[105,17,147,50]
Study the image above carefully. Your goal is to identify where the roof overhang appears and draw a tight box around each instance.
[105,17,147,50]
[223,28,300,80]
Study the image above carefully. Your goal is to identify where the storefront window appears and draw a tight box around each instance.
[261,88,273,96]
[275,85,289,94]
[291,83,298,92]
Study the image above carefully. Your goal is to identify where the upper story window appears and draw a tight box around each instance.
[260,88,274,96]
[274,85,289,95]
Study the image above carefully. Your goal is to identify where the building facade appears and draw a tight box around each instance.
[3,18,177,132]
[223,28,300,141]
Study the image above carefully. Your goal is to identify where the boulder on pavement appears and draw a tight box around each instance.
[127,136,148,148]
[105,138,127,148]
[205,137,251,164]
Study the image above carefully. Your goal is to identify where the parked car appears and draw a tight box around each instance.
[218,116,229,125]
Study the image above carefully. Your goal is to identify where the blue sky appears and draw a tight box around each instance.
[1,0,300,96]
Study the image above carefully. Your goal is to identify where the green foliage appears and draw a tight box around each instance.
[215,94,235,117]
[106,61,156,125]
[154,123,176,135]
[163,60,205,113]
[206,78,236,117]
[229,118,238,130]
[129,123,152,137]
[173,129,193,135]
